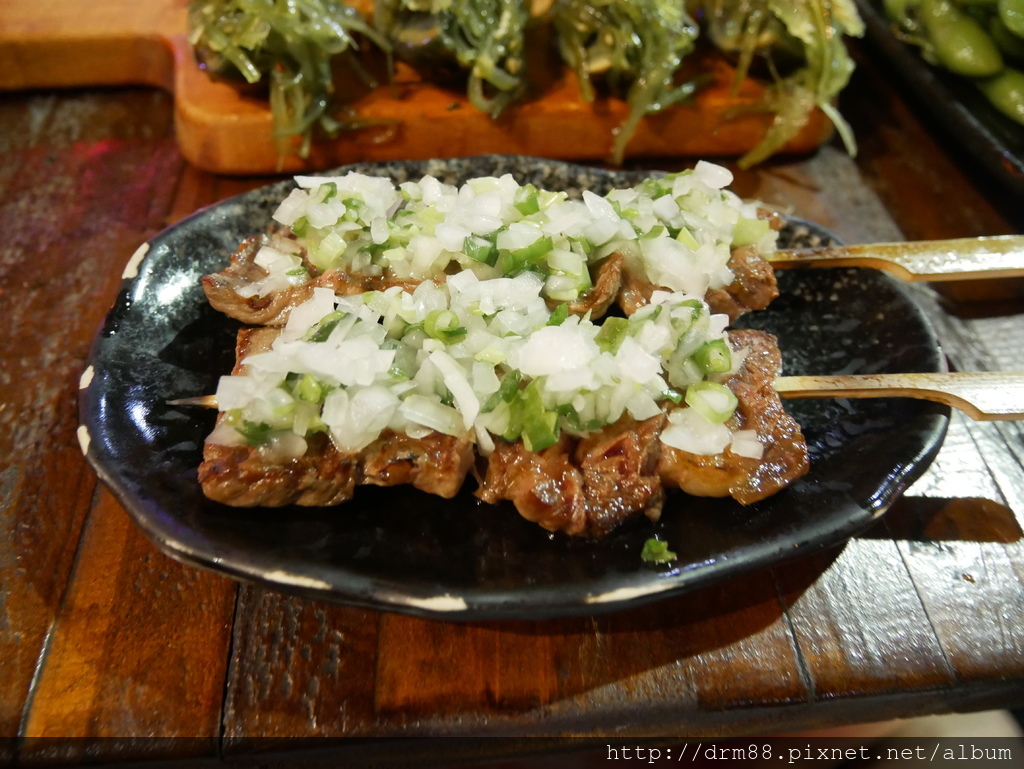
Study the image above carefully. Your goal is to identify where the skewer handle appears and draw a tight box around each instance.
[768,234,1024,282]
[167,395,219,408]
[775,371,1024,421]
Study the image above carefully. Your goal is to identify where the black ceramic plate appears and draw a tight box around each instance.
[78,156,949,621]
[858,0,1024,198]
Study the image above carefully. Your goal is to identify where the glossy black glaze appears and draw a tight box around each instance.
[79,156,949,620]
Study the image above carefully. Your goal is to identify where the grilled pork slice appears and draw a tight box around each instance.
[206,237,777,327]
[206,237,626,326]
[202,235,420,326]
[658,329,808,504]
[361,431,475,499]
[475,414,666,538]
[617,244,780,322]
[200,438,361,507]
[200,431,475,507]
[547,252,624,320]
[703,246,781,322]
[476,329,808,537]
[475,435,588,536]
[197,327,474,506]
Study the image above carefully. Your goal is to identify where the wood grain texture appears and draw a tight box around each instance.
[222,589,381,744]
[220,565,810,742]
[19,489,235,762]
[0,104,182,749]
[778,540,953,698]
[0,0,181,90]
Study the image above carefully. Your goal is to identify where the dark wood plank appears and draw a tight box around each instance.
[221,589,381,743]
[0,101,183,750]
[0,88,174,153]
[220,563,808,742]
[535,575,810,736]
[0,88,260,762]
[19,489,236,761]
[896,418,1024,690]
[777,540,953,698]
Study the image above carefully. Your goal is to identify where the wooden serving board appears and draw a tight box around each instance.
[0,0,835,175]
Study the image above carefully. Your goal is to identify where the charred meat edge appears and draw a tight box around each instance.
[202,235,423,327]
[476,328,808,538]
[198,326,474,507]
[203,207,781,327]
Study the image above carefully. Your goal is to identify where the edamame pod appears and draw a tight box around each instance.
[999,0,1024,37]
[921,0,1004,77]
[990,15,1024,59]
[978,66,1024,123]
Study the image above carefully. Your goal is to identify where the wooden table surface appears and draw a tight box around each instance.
[2,39,1024,766]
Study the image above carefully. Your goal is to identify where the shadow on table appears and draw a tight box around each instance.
[861,495,1021,543]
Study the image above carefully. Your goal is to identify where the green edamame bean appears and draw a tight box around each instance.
[978,66,1024,123]
[990,15,1024,59]
[921,0,1004,77]
[998,0,1024,38]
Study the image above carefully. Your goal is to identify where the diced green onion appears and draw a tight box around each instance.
[237,420,274,446]
[641,538,677,564]
[733,217,771,247]
[692,339,732,374]
[424,309,467,344]
[547,303,569,326]
[296,373,325,403]
[670,300,703,331]
[676,227,700,251]
[499,236,554,274]
[509,380,559,452]
[595,316,630,352]
[556,403,604,433]
[569,237,594,258]
[474,346,506,365]
[464,235,498,265]
[305,310,347,342]
[483,370,521,412]
[514,187,541,215]
[661,388,684,405]
[684,381,738,424]
[360,241,389,258]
